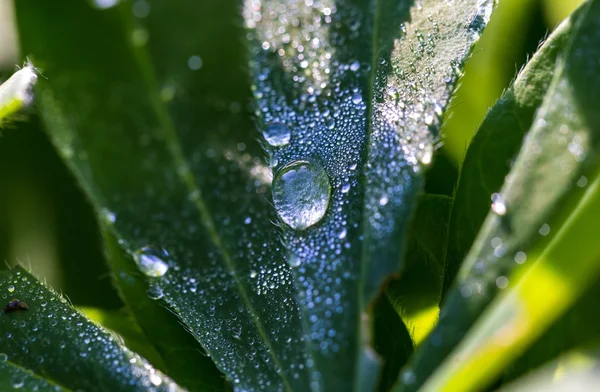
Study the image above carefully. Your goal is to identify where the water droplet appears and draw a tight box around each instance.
[341,183,351,193]
[539,223,551,236]
[272,160,331,230]
[337,228,347,240]
[7,286,14,293]
[514,251,527,264]
[134,246,170,277]
[249,270,258,278]
[92,0,118,9]
[401,370,416,385]
[577,176,588,188]
[262,123,291,147]
[496,276,509,289]
[102,208,116,224]
[287,254,301,268]
[147,286,164,300]
[131,28,149,46]
[379,195,389,206]
[491,193,506,216]
[417,143,433,165]
[231,326,242,340]
[0,353,7,362]
[349,61,360,72]
[149,373,162,386]
[11,375,24,389]
[187,55,203,71]
[351,93,363,104]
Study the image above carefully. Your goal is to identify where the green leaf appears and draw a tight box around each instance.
[0,360,66,391]
[247,0,493,389]
[401,0,600,389]
[442,11,574,296]
[15,0,494,390]
[0,64,37,125]
[387,194,453,345]
[0,266,183,391]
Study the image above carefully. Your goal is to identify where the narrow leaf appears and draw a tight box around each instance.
[0,267,183,391]
[245,0,494,389]
[442,12,574,296]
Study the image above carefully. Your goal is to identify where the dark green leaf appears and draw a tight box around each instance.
[15,0,494,390]
[247,1,493,389]
[442,10,573,296]
[401,1,600,389]
[0,267,183,391]
[0,360,66,391]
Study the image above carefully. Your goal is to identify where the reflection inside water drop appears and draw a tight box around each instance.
[147,286,164,300]
[272,160,331,230]
[262,123,291,147]
[134,246,170,277]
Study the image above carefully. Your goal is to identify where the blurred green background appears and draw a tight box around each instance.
[0,0,584,310]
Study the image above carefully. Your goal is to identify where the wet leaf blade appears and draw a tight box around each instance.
[246,0,494,389]
[402,1,600,389]
[442,13,574,296]
[0,267,184,391]
[0,360,68,392]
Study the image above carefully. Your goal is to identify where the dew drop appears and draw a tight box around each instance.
[102,208,116,224]
[262,123,291,147]
[287,254,301,268]
[249,270,258,278]
[187,55,203,71]
[514,251,527,264]
[272,160,331,230]
[539,223,551,236]
[149,373,162,386]
[351,93,363,105]
[341,183,351,194]
[349,61,360,72]
[134,246,170,277]
[577,176,588,188]
[379,195,389,206]
[0,353,7,362]
[7,286,14,293]
[491,193,506,216]
[131,28,149,47]
[147,286,164,300]
[92,0,118,9]
[132,0,150,18]
[496,276,509,289]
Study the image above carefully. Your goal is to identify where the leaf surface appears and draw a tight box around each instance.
[0,267,183,391]
[15,0,494,390]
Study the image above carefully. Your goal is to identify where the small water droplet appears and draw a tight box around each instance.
[272,160,331,230]
[379,195,389,206]
[250,270,258,278]
[514,251,527,264]
[102,208,116,224]
[7,286,14,293]
[231,326,242,340]
[337,228,347,240]
[92,0,118,9]
[149,373,162,386]
[147,286,164,300]
[577,176,588,188]
[187,55,203,71]
[491,193,506,216]
[496,276,509,289]
[0,353,7,362]
[134,246,170,277]
[287,254,301,268]
[262,123,291,147]
[539,223,551,236]
[11,375,24,389]
[131,28,149,46]
[349,61,360,72]
[244,217,252,225]
[341,183,351,193]
[351,93,362,104]
[401,370,416,385]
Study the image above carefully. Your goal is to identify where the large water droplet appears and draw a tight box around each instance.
[134,246,170,277]
[272,160,331,230]
[263,123,291,147]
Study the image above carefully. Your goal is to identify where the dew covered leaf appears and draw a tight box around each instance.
[0,267,184,391]
[0,360,66,392]
[15,0,493,391]
[402,1,600,389]
[442,13,574,296]
[246,0,494,389]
